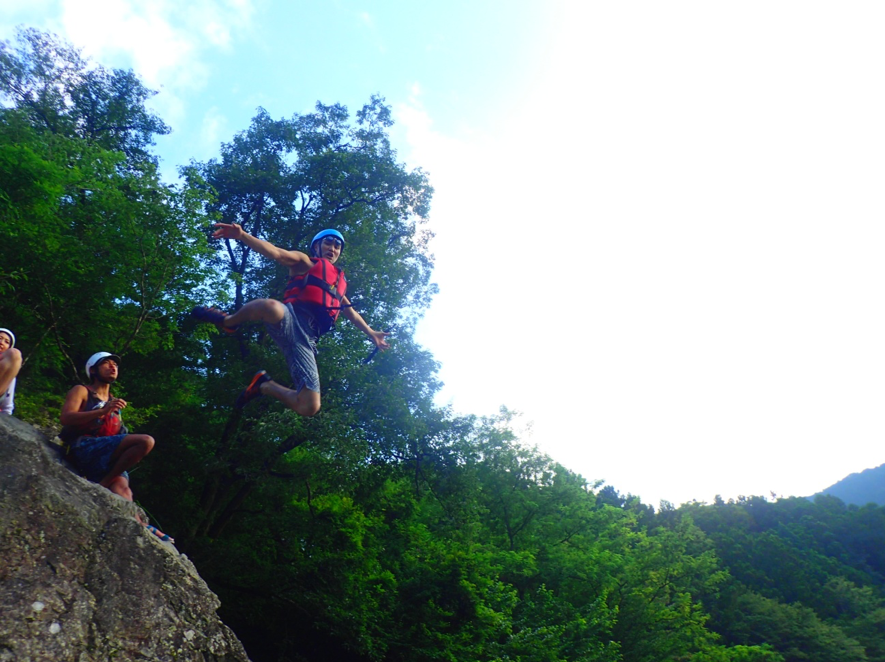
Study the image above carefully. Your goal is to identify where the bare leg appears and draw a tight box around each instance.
[105,475,134,501]
[105,471,173,541]
[224,299,287,328]
[0,347,22,398]
[261,379,321,417]
[99,434,155,489]
[227,300,320,416]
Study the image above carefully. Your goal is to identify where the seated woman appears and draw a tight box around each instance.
[0,328,21,415]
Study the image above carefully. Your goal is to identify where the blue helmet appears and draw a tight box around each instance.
[310,229,345,256]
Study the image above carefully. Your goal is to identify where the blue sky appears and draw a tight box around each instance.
[4,1,885,508]
[0,0,553,176]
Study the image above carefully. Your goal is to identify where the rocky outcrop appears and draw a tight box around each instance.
[0,415,251,662]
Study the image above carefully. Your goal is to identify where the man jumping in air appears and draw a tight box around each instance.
[193,225,390,415]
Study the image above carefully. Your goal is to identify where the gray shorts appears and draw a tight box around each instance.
[265,303,321,394]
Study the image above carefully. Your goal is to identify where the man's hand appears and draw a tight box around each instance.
[102,398,128,417]
[212,223,245,241]
[367,330,391,351]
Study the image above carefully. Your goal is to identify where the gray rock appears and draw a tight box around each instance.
[0,415,251,661]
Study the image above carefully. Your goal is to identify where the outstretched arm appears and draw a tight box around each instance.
[341,297,390,350]
[213,223,313,271]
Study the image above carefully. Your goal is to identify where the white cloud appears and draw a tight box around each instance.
[402,2,885,507]
[4,0,254,128]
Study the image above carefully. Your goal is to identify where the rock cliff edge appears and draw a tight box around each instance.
[0,415,251,661]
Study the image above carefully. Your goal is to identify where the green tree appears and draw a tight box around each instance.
[719,590,867,662]
[166,97,436,549]
[185,97,433,316]
[692,644,785,662]
[0,30,216,423]
[684,497,885,662]
[0,27,170,167]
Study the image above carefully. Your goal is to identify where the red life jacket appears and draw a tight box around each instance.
[58,388,127,445]
[282,257,347,333]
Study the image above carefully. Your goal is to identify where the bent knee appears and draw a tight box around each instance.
[2,347,22,365]
[140,435,155,453]
[295,403,321,417]
[259,298,284,309]
[257,298,287,320]
[294,396,321,417]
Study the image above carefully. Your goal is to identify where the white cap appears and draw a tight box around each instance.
[85,352,121,377]
[0,328,14,348]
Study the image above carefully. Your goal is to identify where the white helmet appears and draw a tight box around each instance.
[85,352,121,377]
[0,328,14,348]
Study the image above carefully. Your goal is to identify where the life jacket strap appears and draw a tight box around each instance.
[290,274,352,309]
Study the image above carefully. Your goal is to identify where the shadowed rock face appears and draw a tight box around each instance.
[0,415,251,662]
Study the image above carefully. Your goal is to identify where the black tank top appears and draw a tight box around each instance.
[59,389,127,444]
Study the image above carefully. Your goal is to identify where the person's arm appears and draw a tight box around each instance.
[0,377,13,415]
[0,347,22,399]
[212,223,312,271]
[340,297,391,350]
[59,386,127,425]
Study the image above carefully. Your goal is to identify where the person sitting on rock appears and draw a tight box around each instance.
[58,352,172,542]
[192,226,390,416]
[0,327,21,416]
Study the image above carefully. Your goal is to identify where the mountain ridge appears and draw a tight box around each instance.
[816,461,885,506]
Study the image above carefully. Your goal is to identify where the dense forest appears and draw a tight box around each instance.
[3,28,885,662]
